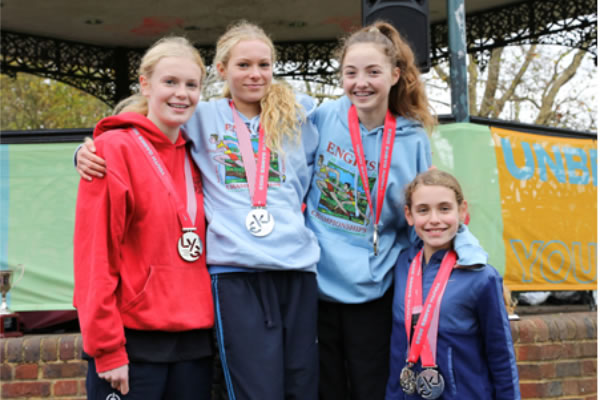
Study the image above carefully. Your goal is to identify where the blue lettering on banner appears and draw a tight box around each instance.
[590,149,598,186]
[509,239,597,284]
[532,144,566,183]
[563,147,589,185]
[501,139,534,180]
[500,138,597,186]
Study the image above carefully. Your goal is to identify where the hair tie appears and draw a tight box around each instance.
[368,27,380,34]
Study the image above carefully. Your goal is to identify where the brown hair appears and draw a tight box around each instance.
[404,169,465,210]
[114,36,206,115]
[212,21,303,151]
[337,21,436,132]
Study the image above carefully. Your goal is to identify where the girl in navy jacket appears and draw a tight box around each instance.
[386,169,520,400]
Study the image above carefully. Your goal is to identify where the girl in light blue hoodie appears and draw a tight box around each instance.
[305,21,486,400]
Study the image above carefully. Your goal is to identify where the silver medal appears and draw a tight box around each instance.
[373,226,379,256]
[416,368,445,399]
[177,229,202,262]
[246,208,275,237]
[399,365,417,395]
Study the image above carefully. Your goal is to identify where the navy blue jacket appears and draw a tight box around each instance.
[386,243,521,399]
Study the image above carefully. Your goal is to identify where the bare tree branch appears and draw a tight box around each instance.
[511,97,541,108]
[433,65,449,84]
[492,45,537,118]
[535,47,588,126]
[429,98,451,107]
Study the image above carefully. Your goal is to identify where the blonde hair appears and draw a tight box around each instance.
[114,36,206,115]
[337,21,436,132]
[404,169,464,210]
[213,21,303,151]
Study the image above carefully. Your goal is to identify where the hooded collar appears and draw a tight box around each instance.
[93,112,186,148]
[336,96,421,135]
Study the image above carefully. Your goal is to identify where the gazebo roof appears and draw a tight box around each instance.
[1,0,519,48]
[1,0,595,106]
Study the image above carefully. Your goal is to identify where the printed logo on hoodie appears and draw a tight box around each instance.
[207,124,285,191]
[311,145,375,230]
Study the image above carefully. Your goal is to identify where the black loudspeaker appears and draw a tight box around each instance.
[362,0,431,72]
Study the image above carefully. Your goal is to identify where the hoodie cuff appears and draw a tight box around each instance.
[73,143,83,167]
[94,346,129,373]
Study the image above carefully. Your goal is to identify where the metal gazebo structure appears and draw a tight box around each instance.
[1,0,596,122]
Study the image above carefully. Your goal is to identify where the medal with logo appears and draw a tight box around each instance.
[400,362,417,394]
[230,101,275,237]
[132,128,202,262]
[347,105,396,256]
[402,249,457,399]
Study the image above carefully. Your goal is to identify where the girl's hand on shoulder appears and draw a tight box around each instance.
[98,364,129,395]
[77,137,107,180]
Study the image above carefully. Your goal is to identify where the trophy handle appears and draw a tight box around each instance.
[13,264,25,287]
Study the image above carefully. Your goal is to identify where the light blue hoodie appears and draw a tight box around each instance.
[305,96,485,303]
[183,95,320,272]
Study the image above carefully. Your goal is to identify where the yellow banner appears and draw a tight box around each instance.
[491,127,597,290]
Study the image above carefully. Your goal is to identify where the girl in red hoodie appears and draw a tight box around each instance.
[73,36,214,399]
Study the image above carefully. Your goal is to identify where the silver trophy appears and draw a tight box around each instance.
[0,265,25,315]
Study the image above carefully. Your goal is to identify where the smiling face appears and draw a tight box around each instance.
[141,56,202,141]
[217,39,273,118]
[341,43,400,123]
[405,184,467,263]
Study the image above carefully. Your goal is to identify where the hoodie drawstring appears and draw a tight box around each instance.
[257,273,275,328]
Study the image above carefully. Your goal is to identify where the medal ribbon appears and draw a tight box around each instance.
[131,128,196,229]
[347,105,396,233]
[230,101,271,207]
[404,249,457,367]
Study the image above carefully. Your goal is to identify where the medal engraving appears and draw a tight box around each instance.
[399,365,417,395]
[246,208,275,237]
[416,368,445,399]
[177,230,202,262]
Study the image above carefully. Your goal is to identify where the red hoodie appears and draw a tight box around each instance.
[73,112,214,373]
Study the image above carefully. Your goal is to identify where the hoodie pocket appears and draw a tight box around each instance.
[120,264,214,330]
[316,235,378,302]
[120,267,156,314]
[446,346,457,396]
[206,206,319,269]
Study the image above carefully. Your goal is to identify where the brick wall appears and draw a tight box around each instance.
[512,312,597,400]
[0,312,596,399]
[0,334,86,399]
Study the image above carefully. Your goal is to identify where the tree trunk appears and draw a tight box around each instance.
[478,48,503,117]
[467,54,479,116]
[492,45,538,119]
